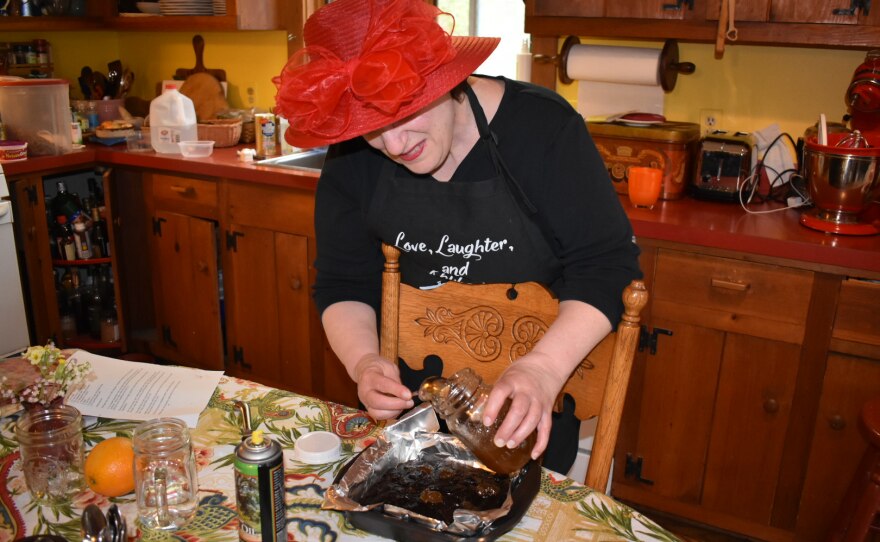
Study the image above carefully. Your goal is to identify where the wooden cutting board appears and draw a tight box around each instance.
[174,35,227,82]
[179,72,229,121]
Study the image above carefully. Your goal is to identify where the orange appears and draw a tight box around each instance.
[84,436,135,497]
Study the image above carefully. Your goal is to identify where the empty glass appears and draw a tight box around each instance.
[14,404,86,503]
[132,418,199,531]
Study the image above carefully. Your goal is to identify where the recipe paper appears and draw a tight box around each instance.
[65,350,223,427]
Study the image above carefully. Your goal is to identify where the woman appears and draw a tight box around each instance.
[274,0,641,473]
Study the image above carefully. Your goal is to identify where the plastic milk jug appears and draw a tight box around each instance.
[149,85,197,154]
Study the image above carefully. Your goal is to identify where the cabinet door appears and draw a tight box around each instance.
[151,210,223,370]
[705,0,770,21]
[528,0,603,17]
[771,0,880,24]
[621,318,724,503]
[223,224,313,395]
[606,0,698,20]
[701,333,801,523]
[11,176,56,344]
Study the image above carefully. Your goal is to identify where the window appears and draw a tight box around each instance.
[436,0,528,80]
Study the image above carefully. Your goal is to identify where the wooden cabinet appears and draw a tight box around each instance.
[525,0,880,51]
[141,173,357,406]
[614,246,830,541]
[0,0,279,31]
[795,278,880,541]
[145,173,223,371]
[9,169,127,353]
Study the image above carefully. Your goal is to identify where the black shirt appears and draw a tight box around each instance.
[313,76,641,326]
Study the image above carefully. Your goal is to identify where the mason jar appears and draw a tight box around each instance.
[14,404,86,503]
[132,418,199,530]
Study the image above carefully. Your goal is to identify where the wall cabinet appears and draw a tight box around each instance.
[0,0,279,31]
[525,0,880,52]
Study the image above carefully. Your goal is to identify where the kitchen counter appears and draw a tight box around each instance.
[3,144,879,277]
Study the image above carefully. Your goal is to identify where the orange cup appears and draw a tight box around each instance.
[627,166,663,209]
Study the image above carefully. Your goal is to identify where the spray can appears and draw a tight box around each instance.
[254,113,279,158]
[233,405,286,542]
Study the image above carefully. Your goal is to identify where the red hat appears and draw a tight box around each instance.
[273,0,500,149]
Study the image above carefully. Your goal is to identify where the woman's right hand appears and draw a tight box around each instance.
[353,353,414,420]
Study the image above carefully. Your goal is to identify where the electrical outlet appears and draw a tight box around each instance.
[246,86,256,106]
[699,108,723,135]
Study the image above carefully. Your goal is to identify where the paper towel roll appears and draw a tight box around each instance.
[566,44,665,119]
[565,44,661,86]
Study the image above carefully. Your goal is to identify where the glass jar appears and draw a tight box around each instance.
[14,404,86,503]
[132,418,199,530]
[418,368,536,475]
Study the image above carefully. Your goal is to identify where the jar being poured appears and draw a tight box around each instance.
[418,368,537,475]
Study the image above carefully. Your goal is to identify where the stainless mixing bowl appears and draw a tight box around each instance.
[803,144,880,224]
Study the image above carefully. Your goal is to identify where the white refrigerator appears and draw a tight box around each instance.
[0,164,30,358]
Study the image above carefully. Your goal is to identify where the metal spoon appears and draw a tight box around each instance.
[107,505,125,542]
[81,504,106,542]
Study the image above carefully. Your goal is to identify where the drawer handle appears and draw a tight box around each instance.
[829,414,846,431]
[289,276,302,290]
[711,278,750,291]
[169,185,194,195]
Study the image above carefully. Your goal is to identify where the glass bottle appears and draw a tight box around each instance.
[418,367,537,475]
[50,181,83,223]
[56,215,76,261]
[71,217,92,260]
[90,206,108,258]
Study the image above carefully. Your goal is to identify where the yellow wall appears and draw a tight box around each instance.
[6,31,866,139]
[557,39,864,139]
[6,31,288,110]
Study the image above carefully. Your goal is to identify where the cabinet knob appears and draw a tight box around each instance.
[28,226,36,239]
[197,261,209,273]
[763,398,779,414]
[829,414,846,431]
[289,276,302,290]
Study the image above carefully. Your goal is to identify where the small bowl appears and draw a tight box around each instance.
[179,140,214,158]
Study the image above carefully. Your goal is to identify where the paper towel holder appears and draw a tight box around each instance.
[535,37,696,90]
[533,35,581,85]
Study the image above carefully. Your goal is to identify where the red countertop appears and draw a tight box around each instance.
[3,144,879,277]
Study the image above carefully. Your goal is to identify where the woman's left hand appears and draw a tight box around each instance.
[482,352,567,460]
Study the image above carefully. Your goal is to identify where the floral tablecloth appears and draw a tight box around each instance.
[0,375,679,542]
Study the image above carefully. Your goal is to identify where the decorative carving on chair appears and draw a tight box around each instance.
[509,316,549,362]
[415,305,503,361]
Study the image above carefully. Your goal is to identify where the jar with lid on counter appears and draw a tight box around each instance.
[418,367,536,475]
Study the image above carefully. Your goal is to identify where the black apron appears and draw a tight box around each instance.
[366,83,561,288]
[366,83,578,474]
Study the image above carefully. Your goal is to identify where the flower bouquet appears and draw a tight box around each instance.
[0,342,91,412]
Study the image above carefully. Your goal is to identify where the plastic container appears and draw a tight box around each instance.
[149,85,197,154]
[0,140,27,162]
[0,77,73,156]
[179,140,214,158]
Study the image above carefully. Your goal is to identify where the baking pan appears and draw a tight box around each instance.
[332,454,541,541]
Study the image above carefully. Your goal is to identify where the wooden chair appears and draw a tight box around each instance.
[829,395,880,542]
[379,243,648,492]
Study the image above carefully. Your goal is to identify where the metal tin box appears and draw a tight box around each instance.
[588,121,700,200]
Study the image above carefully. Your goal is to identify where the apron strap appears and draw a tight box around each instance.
[463,82,564,253]
[462,83,538,216]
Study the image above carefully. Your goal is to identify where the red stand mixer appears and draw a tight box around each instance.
[800,51,880,235]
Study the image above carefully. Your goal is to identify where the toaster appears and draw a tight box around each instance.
[691,132,756,202]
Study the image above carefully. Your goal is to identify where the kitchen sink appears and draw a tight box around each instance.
[257,148,328,171]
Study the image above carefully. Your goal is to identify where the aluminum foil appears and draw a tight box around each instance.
[323,404,517,536]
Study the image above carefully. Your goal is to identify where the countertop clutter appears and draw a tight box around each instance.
[3,142,877,277]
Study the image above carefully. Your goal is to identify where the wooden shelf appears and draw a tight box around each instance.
[52,257,112,266]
